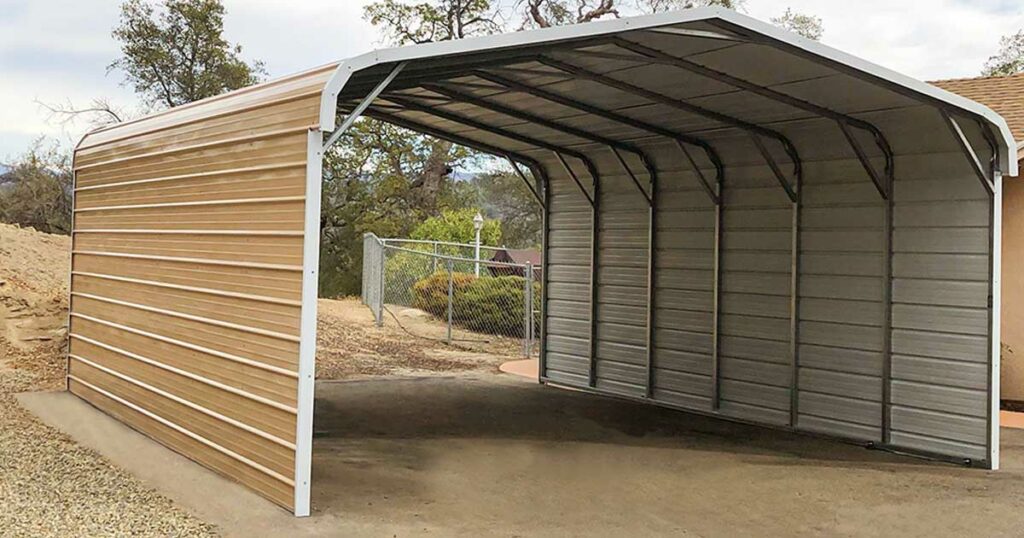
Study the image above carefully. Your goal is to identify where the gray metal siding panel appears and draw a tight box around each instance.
[887,152,991,461]
[541,138,992,464]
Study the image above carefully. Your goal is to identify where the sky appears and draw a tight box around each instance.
[0,0,1022,160]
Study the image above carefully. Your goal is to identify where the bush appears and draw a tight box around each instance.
[412,272,541,337]
[0,141,72,235]
[411,271,475,317]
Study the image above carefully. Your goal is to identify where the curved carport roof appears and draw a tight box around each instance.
[67,7,1015,517]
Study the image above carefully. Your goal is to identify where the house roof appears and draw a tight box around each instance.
[495,249,542,266]
[932,73,1024,145]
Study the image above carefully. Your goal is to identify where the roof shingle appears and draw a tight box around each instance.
[931,73,1024,143]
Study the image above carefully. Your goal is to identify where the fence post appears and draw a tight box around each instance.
[524,262,533,358]
[376,243,386,327]
[446,258,454,345]
[432,242,438,273]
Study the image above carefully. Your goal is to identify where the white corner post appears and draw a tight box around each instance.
[296,61,407,516]
[294,128,324,516]
[990,169,1002,470]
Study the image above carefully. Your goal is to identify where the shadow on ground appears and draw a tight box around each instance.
[315,374,933,468]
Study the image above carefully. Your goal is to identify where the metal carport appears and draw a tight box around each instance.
[66,7,1017,516]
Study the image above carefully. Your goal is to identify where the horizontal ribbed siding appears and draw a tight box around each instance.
[69,64,334,511]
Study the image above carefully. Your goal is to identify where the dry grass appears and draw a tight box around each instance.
[316,298,512,380]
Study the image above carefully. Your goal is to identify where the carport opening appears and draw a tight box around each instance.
[65,9,1015,519]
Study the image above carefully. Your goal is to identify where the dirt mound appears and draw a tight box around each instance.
[0,223,70,351]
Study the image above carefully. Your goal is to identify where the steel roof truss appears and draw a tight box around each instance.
[942,111,996,196]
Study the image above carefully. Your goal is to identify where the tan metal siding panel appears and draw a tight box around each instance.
[69,68,325,512]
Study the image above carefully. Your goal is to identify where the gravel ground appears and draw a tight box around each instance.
[0,224,217,537]
[0,339,218,537]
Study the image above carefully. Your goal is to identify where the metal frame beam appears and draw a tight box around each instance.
[324,62,406,150]
[596,38,894,199]
[554,152,600,388]
[534,56,802,189]
[378,94,601,187]
[416,83,658,197]
[643,27,749,42]
[469,69,724,170]
[507,156,544,208]
[359,109,545,175]
[942,111,995,195]
[788,168,802,426]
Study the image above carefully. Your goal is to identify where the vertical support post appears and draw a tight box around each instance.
[293,128,324,517]
[881,172,894,444]
[645,168,658,399]
[588,168,601,388]
[376,245,386,327]
[536,165,551,383]
[447,258,454,345]
[432,242,438,273]
[989,169,1003,470]
[789,174,803,427]
[711,181,723,410]
[524,262,533,358]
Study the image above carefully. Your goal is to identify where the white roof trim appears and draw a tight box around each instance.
[319,7,1018,175]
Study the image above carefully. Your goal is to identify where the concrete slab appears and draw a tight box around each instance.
[20,376,1024,537]
[498,358,538,379]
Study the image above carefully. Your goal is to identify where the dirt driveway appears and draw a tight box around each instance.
[23,373,1024,537]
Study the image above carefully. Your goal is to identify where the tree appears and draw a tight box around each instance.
[470,170,543,248]
[984,30,1024,76]
[318,119,478,296]
[410,208,502,245]
[110,0,266,109]
[0,141,73,235]
[364,0,502,44]
[771,7,823,41]
[518,0,740,28]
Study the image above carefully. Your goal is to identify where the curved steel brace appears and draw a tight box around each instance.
[416,82,658,202]
[471,69,724,205]
[378,94,601,192]
[597,39,895,199]
[942,110,995,195]
[359,109,545,179]
[534,56,803,190]
[506,155,544,208]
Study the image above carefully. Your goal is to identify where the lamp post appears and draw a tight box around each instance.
[473,211,484,277]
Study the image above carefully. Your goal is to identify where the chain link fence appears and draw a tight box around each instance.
[361,233,539,358]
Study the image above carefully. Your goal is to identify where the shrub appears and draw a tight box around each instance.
[412,272,541,337]
[411,271,475,317]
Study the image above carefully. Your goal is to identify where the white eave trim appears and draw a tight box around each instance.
[318,7,1018,176]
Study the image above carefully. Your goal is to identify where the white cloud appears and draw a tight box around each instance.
[0,0,1022,158]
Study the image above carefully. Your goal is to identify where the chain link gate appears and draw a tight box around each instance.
[361,233,539,358]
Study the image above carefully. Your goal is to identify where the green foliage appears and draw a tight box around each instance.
[519,0,742,28]
[411,273,541,336]
[770,7,824,41]
[110,0,266,108]
[364,0,502,44]
[984,30,1024,76]
[318,119,478,298]
[0,141,73,235]
[412,271,476,316]
[470,170,542,248]
[457,276,540,336]
[410,208,501,246]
